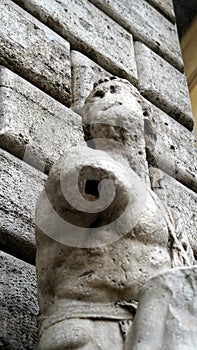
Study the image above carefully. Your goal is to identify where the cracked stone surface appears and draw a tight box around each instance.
[0,66,84,173]
[13,0,138,85]
[145,102,197,192]
[89,0,182,70]
[0,0,71,106]
[150,167,197,256]
[135,42,193,130]
[0,251,38,350]
[0,148,46,264]
[146,0,175,22]
[71,51,111,110]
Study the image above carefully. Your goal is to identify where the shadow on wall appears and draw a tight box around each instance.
[173,0,197,38]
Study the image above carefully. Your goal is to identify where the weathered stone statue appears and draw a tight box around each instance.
[35,78,196,349]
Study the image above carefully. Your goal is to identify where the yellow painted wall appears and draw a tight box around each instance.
[181,15,197,137]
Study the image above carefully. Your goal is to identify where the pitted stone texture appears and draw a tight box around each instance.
[0,149,46,264]
[36,151,192,349]
[150,167,197,255]
[126,267,197,350]
[135,42,193,130]
[0,251,38,350]
[13,0,137,85]
[89,0,183,71]
[145,103,197,192]
[82,78,150,185]
[145,0,175,23]
[36,79,193,349]
[0,0,71,106]
[0,66,85,172]
[71,51,111,110]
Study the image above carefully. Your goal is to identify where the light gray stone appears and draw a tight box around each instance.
[35,79,192,350]
[0,66,85,172]
[89,0,183,71]
[126,267,197,350]
[0,0,71,106]
[0,251,38,350]
[71,51,111,110]
[135,42,194,130]
[12,0,137,85]
[36,146,188,349]
[0,148,46,264]
[145,102,197,192]
[145,0,175,23]
[149,167,197,256]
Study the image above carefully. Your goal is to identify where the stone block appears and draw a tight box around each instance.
[0,251,38,350]
[12,0,137,85]
[0,149,46,264]
[71,51,111,110]
[149,167,197,256]
[145,0,175,23]
[145,103,197,192]
[89,0,182,71]
[0,66,84,172]
[135,42,194,130]
[0,0,71,106]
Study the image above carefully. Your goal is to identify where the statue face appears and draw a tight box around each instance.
[82,78,145,143]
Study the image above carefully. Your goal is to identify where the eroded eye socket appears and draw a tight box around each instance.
[93,76,118,88]
[93,83,118,98]
[110,85,116,93]
[93,90,105,98]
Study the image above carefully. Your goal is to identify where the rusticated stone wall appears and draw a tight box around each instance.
[0,0,196,348]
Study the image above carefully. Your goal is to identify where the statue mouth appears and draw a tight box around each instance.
[53,161,130,228]
[84,179,100,200]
